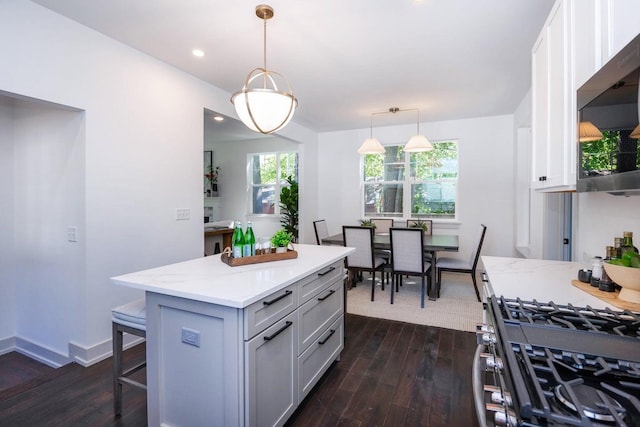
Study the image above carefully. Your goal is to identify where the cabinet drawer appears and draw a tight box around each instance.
[245,311,298,427]
[297,315,343,402]
[298,278,343,354]
[298,260,343,305]
[244,284,297,340]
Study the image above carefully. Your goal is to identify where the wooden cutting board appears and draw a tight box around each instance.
[571,280,640,312]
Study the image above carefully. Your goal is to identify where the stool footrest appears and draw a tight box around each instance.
[122,361,146,378]
[118,376,147,390]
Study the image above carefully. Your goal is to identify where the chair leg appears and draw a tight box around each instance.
[370,270,375,301]
[437,268,443,298]
[471,271,481,302]
[113,323,123,417]
[390,274,395,304]
[420,275,425,309]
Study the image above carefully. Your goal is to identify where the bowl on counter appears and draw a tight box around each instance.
[603,262,640,303]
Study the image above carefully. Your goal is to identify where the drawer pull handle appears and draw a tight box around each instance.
[263,290,292,306]
[318,329,336,345]
[317,266,336,277]
[317,289,336,302]
[264,321,293,341]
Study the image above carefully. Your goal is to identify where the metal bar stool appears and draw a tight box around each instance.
[112,298,147,416]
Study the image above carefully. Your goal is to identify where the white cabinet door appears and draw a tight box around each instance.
[245,311,298,427]
[532,30,549,188]
[531,0,576,191]
[572,0,599,89]
[601,0,640,63]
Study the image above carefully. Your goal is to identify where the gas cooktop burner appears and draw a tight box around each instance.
[554,383,625,422]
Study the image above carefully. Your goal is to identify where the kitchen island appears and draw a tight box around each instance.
[482,256,616,309]
[111,243,354,427]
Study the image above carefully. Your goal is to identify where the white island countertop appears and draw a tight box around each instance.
[111,244,354,308]
[482,256,617,310]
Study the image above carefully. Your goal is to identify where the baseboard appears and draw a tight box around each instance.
[0,336,16,356]
[1,334,144,368]
[13,337,72,368]
[69,334,144,367]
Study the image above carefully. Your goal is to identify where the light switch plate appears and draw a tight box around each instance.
[176,208,190,220]
[67,226,77,242]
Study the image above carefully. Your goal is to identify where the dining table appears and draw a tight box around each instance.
[322,232,459,300]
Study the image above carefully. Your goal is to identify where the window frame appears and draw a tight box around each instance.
[247,150,298,216]
[360,139,459,221]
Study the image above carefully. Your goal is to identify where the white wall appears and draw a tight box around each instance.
[317,115,518,265]
[575,193,640,264]
[0,96,16,349]
[0,1,317,365]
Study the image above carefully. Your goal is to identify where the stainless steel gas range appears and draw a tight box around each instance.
[474,296,640,427]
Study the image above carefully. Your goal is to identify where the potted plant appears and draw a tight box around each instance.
[205,164,220,197]
[359,218,376,229]
[279,176,298,242]
[408,218,430,234]
[271,229,293,253]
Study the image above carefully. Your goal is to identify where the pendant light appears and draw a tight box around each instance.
[630,123,640,139]
[403,108,433,152]
[357,107,433,154]
[578,121,604,142]
[231,5,297,134]
[357,113,386,154]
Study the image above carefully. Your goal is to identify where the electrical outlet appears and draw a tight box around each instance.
[176,208,190,220]
[181,327,200,347]
[67,226,77,242]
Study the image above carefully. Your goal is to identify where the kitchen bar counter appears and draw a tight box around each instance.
[111,243,354,427]
[112,244,353,307]
[482,256,616,310]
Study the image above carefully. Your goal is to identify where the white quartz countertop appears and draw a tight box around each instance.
[482,256,617,310]
[111,244,354,308]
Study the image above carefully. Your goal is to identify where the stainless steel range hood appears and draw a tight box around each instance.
[577,33,640,196]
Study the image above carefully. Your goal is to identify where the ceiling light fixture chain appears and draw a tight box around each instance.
[231,4,297,135]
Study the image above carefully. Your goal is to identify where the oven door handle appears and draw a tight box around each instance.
[472,344,488,427]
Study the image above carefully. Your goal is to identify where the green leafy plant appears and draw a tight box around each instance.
[408,218,430,232]
[271,229,293,248]
[359,218,376,228]
[279,176,298,242]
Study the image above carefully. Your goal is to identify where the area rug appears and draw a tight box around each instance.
[346,272,482,333]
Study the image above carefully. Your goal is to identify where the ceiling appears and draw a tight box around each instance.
[32,0,554,137]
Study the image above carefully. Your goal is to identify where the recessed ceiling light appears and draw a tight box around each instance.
[213,116,224,122]
[192,49,205,58]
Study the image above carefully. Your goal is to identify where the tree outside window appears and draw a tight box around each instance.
[580,130,639,176]
[362,141,458,219]
[249,151,298,215]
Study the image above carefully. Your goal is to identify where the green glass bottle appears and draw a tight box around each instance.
[232,221,244,258]
[621,231,639,254]
[244,221,256,257]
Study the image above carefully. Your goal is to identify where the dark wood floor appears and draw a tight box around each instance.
[0,314,479,427]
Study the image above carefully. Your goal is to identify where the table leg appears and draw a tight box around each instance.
[428,250,438,301]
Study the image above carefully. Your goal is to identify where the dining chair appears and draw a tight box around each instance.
[407,219,434,260]
[389,227,432,308]
[342,226,388,301]
[313,219,330,245]
[371,218,394,234]
[436,224,487,302]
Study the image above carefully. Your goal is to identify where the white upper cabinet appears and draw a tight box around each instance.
[532,0,575,190]
[530,0,640,192]
[601,0,640,64]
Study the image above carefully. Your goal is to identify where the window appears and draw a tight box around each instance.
[249,151,298,215]
[362,141,458,219]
